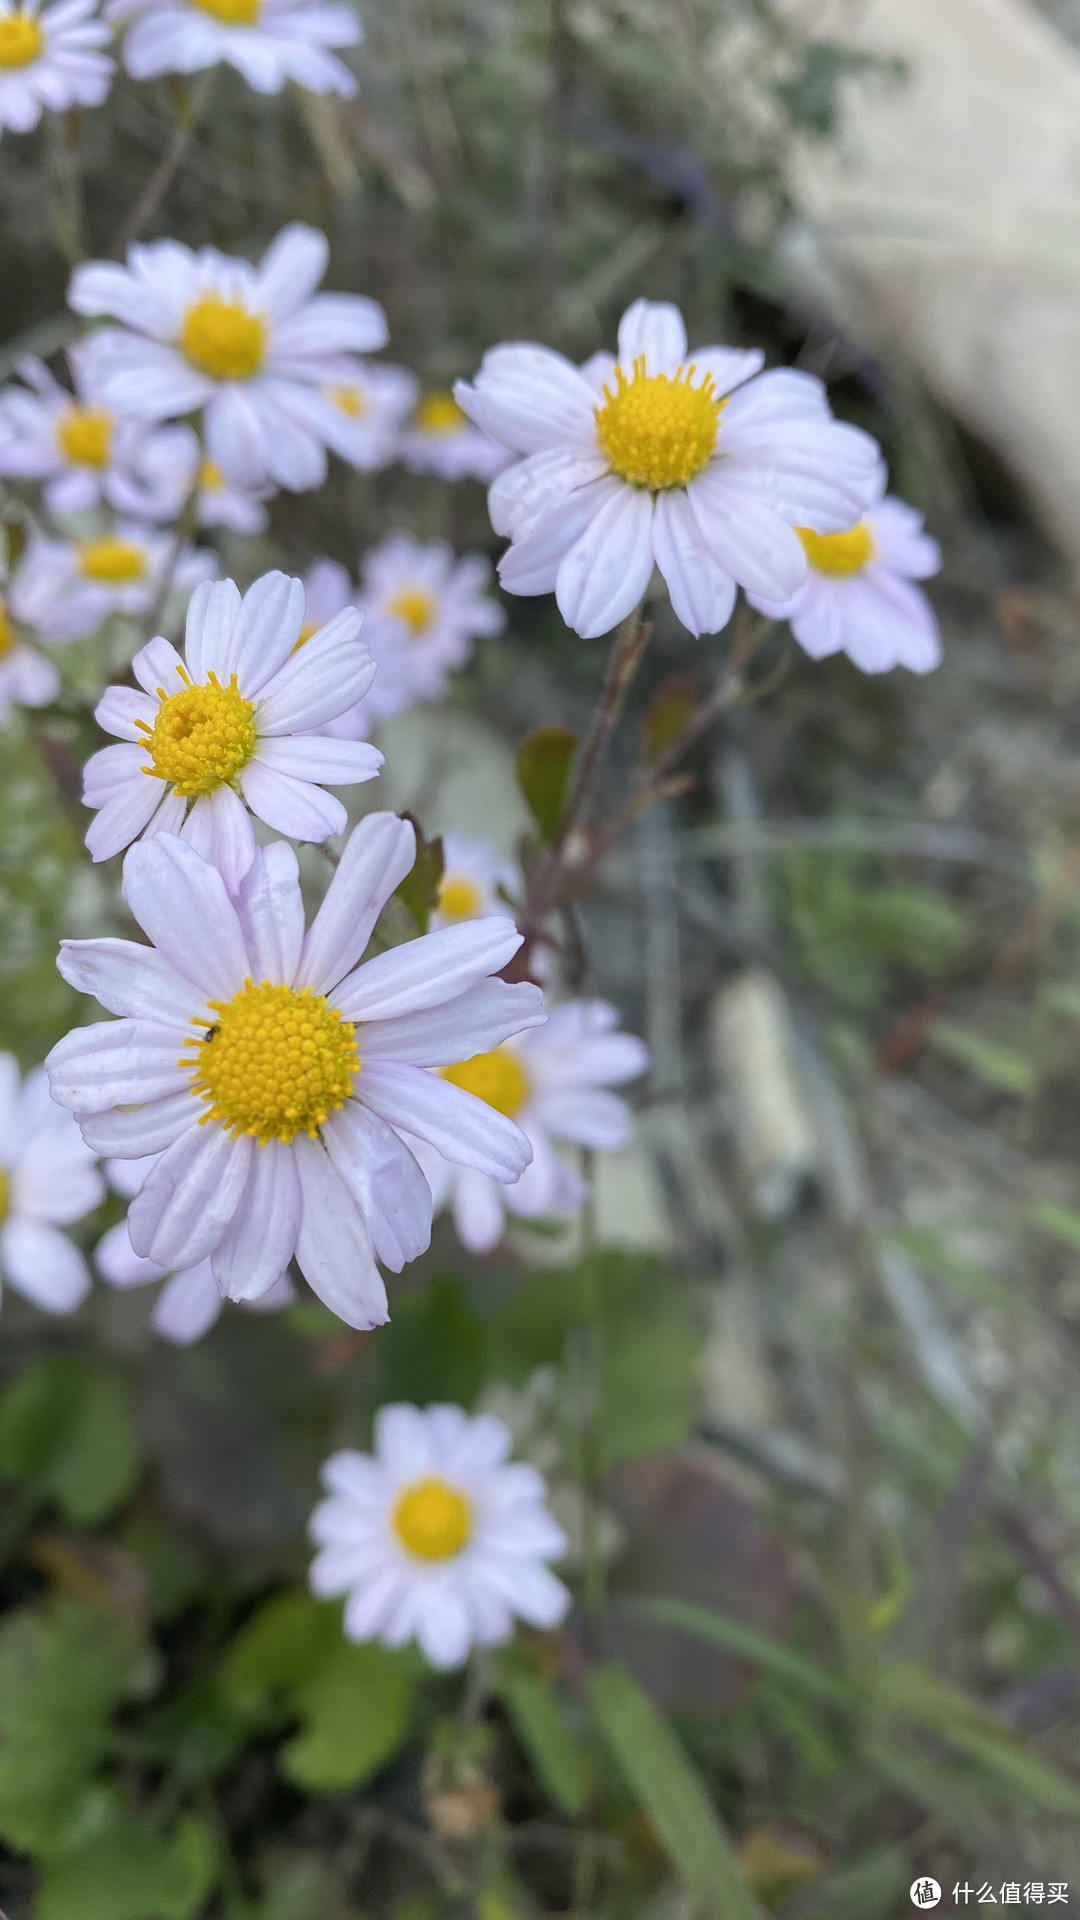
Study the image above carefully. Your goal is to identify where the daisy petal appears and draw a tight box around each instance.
[57,938,203,1027]
[211,1138,301,1302]
[128,1120,253,1268]
[358,1060,531,1180]
[616,298,687,376]
[651,489,737,637]
[1,1220,90,1314]
[121,834,250,999]
[359,978,544,1066]
[322,1100,431,1271]
[296,812,416,994]
[292,1134,389,1329]
[555,484,655,639]
[332,919,524,1024]
[180,786,256,896]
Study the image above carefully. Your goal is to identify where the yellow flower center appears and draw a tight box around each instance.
[437,874,485,922]
[387,587,436,638]
[78,537,147,584]
[415,391,467,435]
[0,1168,8,1220]
[440,1047,529,1118]
[393,1477,472,1561]
[184,980,359,1146]
[199,457,225,490]
[327,383,369,419]
[0,11,42,67]
[797,522,875,578]
[595,355,723,492]
[191,0,260,24]
[136,671,258,797]
[0,599,15,661]
[57,406,112,469]
[180,296,266,382]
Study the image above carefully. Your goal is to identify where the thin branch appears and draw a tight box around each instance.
[110,73,216,257]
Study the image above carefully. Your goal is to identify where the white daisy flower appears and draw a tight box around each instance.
[0,347,182,516]
[9,519,217,643]
[0,590,60,720]
[332,532,503,735]
[431,833,520,933]
[0,1055,103,1314]
[0,0,112,135]
[317,362,418,473]
[454,297,881,640]
[107,0,360,95]
[46,816,544,1328]
[83,571,382,890]
[118,422,274,532]
[309,1402,570,1669]
[69,223,389,494]
[410,998,648,1254]
[97,1154,293,1343]
[748,477,942,676]
[400,389,512,484]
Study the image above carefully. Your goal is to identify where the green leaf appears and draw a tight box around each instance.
[878,1662,1080,1814]
[495,1667,587,1815]
[929,1021,1036,1096]
[587,1662,766,1920]
[628,1598,848,1706]
[641,677,697,764]
[799,1844,909,1920]
[0,1354,141,1525]
[879,1226,1019,1315]
[395,814,444,935]
[38,1808,215,1920]
[0,1600,154,1853]
[516,725,578,847]
[220,1591,342,1714]
[283,1641,412,1791]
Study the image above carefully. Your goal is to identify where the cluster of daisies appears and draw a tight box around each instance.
[4,281,944,1668]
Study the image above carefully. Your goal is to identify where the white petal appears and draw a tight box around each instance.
[85,774,167,863]
[690,346,765,396]
[687,471,807,600]
[488,447,608,541]
[533,1086,631,1148]
[121,834,251,998]
[254,221,328,318]
[227,570,306,694]
[292,1133,389,1329]
[498,477,619,598]
[152,1262,223,1343]
[232,840,304,984]
[1,1220,90,1313]
[322,1099,431,1271]
[78,1091,194,1158]
[252,612,374,732]
[555,484,655,639]
[95,684,157,741]
[57,938,202,1027]
[651,489,737,638]
[451,1166,505,1253]
[332,919,523,1024]
[179,786,256,895]
[359,979,544,1066]
[132,634,186,695]
[616,298,686,376]
[455,343,598,454]
[210,1138,301,1302]
[96,1218,161,1287]
[358,1061,531,1180]
[296,812,416,993]
[46,1018,193,1114]
[128,1120,253,1267]
[183,576,243,683]
[251,735,382,785]
[415,1584,474,1668]
[238,760,346,842]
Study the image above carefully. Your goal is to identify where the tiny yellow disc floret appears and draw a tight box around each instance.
[192,0,260,18]
[328,383,369,419]
[416,391,467,435]
[57,407,112,469]
[0,12,42,66]
[797,522,875,578]
[437,874,484,922]
[393,1477,472,1561]
[595,355,723,492]
[138,672,258,797]
[440,1047,529,1118]
[78,537,147,583]
[387,587,436,637]
[181,296,266,382]
[186,980,360,1146]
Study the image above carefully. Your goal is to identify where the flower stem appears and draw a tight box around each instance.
[110,72,217,257]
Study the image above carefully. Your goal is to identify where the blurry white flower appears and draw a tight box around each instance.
[310,1402,570,1668]
[748,479,942,675]
[300,555,353,639]
[83,571,381,888]
[456,297,881,639]
[0,1056,103,1314]
[431,832,520,933]
[69,224,388,493]
[410,998,648,1254]
[0,347,181,516]
[0,0,112,134]
[9,519,216,642]
[97,1154,293,1342]
[400,389,512,483]
[47,818,543,1327]
[0,592,59,720]
[120,422,274,531]
[107,0,360,95]
[329,532,503,738]
[317,362,417,472]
